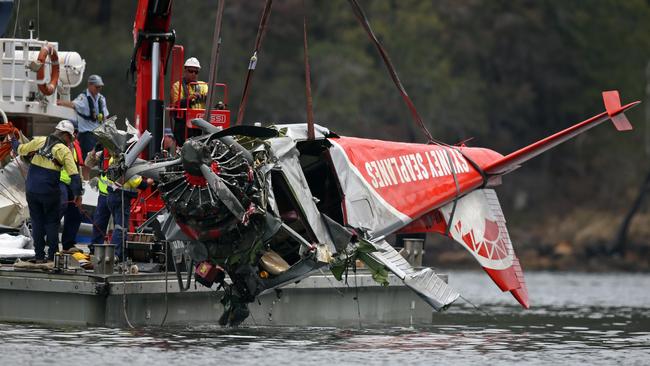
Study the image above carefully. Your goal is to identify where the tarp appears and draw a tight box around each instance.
[0,233,33,258]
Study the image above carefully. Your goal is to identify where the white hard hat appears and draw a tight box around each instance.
[55,120,75,136]
[184,57,201,69]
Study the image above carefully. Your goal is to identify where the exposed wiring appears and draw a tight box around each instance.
[121,185,135,329]
[353,263,362,329]
[459,294,497,321]
[317,268,344,297]
[159,240,169,326]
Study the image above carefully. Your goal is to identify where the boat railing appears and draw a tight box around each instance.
[0,38,85,105]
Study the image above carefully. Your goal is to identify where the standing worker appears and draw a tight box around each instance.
[59,130,84,253]
[84,145,111,254]
[58,74,109,158]
[13,120,82,263]
[105,139,153,260]
[171,57,208,146]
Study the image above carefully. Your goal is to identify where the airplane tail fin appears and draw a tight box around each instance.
[484,90,640,175]
[440,189,529,308]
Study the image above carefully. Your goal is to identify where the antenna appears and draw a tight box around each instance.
[27,19,34,39]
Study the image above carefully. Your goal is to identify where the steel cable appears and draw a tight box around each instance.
[236,0,274,125]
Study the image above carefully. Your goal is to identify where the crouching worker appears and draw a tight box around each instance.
[106,152,152,260]
[13,120,81,263]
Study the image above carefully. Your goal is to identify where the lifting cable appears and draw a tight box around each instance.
[204,0,226,123]
[302,0,315,140]
[346,0,493,223]
[346,0,437,145]
[121,178,135,329]
[236,0,274,126]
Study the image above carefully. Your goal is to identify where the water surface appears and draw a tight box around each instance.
[1,271,648,365]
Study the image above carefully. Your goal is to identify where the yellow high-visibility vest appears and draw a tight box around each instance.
[105,157,144,193]
[97,173,109,195]
[60,146,79,185]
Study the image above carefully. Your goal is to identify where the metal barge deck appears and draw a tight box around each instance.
[0,266,443,327]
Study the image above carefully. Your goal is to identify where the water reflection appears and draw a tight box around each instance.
[1,312,648,365]
[1,271,649,365]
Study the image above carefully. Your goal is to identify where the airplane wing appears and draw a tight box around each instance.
[440,189,529,308]
[484,90,640,175]
[365,238,460,310]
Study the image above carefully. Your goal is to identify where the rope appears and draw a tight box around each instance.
[160,240,169,326]
[0,180,24,207]
[347,0,439,145]
[204,0,226,125]
[459,294,497,321]
[443,149,461,236]
[236,0,274,125]
[352,262,362,329]
[302,0,315,140]
[318,268,345,296]
[12,0,20,38]
[120,184,135,329]
[61,199,108,239]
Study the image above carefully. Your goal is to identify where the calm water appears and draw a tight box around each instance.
[1,271,649,365]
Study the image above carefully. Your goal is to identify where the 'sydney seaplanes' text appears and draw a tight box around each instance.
[364,148,470,189]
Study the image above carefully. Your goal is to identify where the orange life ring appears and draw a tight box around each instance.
[36,45,59,96]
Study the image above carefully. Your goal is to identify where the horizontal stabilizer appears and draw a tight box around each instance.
[368,239,459,310]
[485,90,639,175]
[440,189,529,308]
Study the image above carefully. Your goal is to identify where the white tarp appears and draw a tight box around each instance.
[0,233,33,258]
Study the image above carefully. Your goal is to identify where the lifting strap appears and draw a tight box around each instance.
[36,134,65,168]
[204,0,226,123]
[347,0,436,145]
[302,0,315,140]
[77,94,105,122]
[236,0,274,126]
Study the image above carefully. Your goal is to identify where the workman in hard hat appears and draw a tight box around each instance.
[84,144,112,254]
[59,128,84,253]
[171,57,208,146]
[13,120,82,263]
[58,74,109,158]
[105,137,153,260]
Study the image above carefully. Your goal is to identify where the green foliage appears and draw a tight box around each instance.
[330,240,389,286]
[6,0,649,211]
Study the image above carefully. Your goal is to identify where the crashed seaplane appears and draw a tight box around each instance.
[108,91,638,326]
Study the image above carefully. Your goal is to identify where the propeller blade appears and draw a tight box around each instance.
[210,125,279,139]
[124,158,181,181]
[124,130,152,168]
[200,163,245,220]
[191,118,222,134]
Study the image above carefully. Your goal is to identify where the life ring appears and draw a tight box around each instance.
[36,45,59,96]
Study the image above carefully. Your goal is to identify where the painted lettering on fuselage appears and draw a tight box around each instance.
[364,148,470,189]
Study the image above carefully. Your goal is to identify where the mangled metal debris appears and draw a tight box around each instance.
[122,120,457,326]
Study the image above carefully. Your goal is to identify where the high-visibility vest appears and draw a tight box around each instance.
[60,145,79,185]
[97,173,109,195]
[105,157,144,193]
